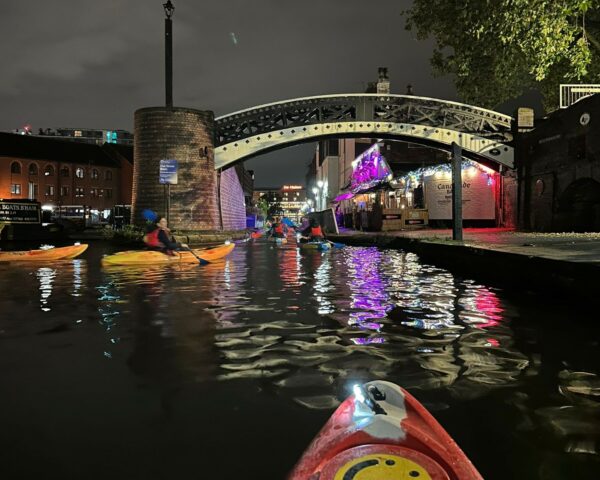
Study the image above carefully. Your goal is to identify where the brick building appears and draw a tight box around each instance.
[517,94,600,231]
[0,132,133,220]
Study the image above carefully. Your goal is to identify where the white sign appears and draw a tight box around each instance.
[424,170,495,220]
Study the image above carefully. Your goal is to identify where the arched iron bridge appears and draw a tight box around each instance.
[214,94,514,170]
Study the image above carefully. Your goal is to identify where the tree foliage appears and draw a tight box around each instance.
[403,0,600,110]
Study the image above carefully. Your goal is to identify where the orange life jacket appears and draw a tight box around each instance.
[311,226,323,237]
[144,228,166,248]
[274,223,284,234]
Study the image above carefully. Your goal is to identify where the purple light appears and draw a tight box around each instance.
[334,192,355,202]
[350,144,391,193]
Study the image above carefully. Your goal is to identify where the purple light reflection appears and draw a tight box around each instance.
[346,247,391,337]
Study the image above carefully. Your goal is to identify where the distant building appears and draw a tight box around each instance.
[253,185,307,222]
[8,126,134,146]
[0,132,133,223]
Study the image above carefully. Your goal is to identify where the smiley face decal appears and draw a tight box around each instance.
[333,454,433,480]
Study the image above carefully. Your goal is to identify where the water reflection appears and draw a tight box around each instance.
[214,245,532,409]
[36,267,57,312]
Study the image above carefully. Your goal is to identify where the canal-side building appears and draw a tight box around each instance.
[517,93,600,232]
[18,127,135,146]
[253,185,307,223]
[0,132,133,221]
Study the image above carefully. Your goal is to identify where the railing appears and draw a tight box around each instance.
[215,94,513,146]
[559,84,600,108]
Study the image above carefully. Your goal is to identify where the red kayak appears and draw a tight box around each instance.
[289,381,483,480]
[250,232,263,239]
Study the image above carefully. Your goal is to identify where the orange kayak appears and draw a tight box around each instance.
[250,232,263,239]
[0,244,88,262]
[101,242,235,266]
[289,380,483,480]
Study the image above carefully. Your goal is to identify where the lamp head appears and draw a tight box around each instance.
[163,0,175,18]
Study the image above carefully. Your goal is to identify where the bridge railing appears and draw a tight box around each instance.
[215,94,513,147]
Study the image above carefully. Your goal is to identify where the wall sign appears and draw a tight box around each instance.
[0,202,41,224]
[424,171,495,220]
[159,159,178,185]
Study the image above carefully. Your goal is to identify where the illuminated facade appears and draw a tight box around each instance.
[254,185,307,222]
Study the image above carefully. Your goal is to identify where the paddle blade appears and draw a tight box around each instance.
[332,242,345,249]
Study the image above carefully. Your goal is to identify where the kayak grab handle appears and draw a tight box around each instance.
[353,384,387,415]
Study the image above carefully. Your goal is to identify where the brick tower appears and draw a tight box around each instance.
[131,107,219,230]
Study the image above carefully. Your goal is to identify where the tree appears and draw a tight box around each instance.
[256,192,283,220]
[403,0,600,110]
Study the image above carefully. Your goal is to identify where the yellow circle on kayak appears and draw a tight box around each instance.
[333,453,432,480]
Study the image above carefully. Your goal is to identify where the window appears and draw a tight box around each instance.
[90,188,97,198]
[11,184,21,194]
[75,168,84,178]
[28,163,38,175]
[105,189,113,199]
[92,169,99,180]
[98,189,104,197]
[60,186,70,197]
[74,130,82,137]
[45,185,55,196]
[105,170,113,180]
[28,182,38,200]
[10,162,21,174]
[75,187,85,197]
[60,167,70,177]
[44,165,54,177]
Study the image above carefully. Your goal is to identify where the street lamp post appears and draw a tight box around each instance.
[163,1,175,108]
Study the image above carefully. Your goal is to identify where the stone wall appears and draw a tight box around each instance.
[132,107,218,230]
[219,167,246,230]
[517,95,600,232]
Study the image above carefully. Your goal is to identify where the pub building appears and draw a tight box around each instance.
[334,142,500,231]
[0,131,133,227]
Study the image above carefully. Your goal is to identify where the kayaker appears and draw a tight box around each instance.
[268,216,287,239]
[300,218,325,242]
[144,217,188,254]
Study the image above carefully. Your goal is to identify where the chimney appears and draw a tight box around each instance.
[377,67,390,94]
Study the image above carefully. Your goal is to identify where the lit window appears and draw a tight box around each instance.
[74,130,82,137]
[90,188,97,197]
[45,185,55,196]
[44,165,54,176]
[92,169,99,180]
[11,184,21,194]
[61,186,70,197]
[75,168,84,178]
[75,187,85,197]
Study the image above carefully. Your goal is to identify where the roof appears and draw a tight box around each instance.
[0,131,124,167]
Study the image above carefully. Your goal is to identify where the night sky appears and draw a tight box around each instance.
[1,0,462,186]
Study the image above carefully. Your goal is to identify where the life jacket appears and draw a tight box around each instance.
[274,223,284,234]
[311,226,323,237]
[144,227,166,248]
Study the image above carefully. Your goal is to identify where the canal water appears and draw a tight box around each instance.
[0,241,598,479]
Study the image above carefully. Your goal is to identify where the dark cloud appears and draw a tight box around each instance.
[1,0,457,186]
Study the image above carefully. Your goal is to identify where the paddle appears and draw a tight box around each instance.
[182,246,209,266]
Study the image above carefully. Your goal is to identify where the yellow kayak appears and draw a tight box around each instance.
[0,244,88,262]
[101,242,235,266]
